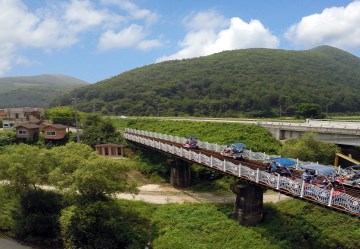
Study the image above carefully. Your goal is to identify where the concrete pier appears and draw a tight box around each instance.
[231,182,264,226]
[169,159,191,188]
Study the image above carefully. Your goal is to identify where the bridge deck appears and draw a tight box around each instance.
[124,130,360,217]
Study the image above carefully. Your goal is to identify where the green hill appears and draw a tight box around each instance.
[55,46,360,117]
[0,74,88,108]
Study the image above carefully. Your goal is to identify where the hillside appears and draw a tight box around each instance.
[0,74,88,108]
[55,46,360,117]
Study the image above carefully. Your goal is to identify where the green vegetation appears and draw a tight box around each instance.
[279,133,338,165]
[81,114,122,147]
[55,46,360,117]
[296,103,324,119]
[45,106,81,127]
[0,74,88,108]
[1,118,358,248]
[149,200,360,249]
[0,143,138,248]
[114,118,281,154]
[0,130,16,147]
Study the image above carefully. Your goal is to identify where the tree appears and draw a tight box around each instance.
[0,130,16,147]
[80,114,120,147]
[0,144,51,189]
[49,143,137,201]
[279,133,338,165]
[60,200,131,249]
[296,103,324,119]
[45,106,82,127]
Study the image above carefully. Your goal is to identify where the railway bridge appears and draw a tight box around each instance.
[123,129,360,226]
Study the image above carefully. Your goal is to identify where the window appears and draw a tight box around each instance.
[46,131,56,136]
[18,130,27,135]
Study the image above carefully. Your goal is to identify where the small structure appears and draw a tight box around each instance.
[43,124,67,140]
[95,144,125,157]
[15,123,40,140]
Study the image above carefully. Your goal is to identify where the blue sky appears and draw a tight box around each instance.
[0,0,359,83]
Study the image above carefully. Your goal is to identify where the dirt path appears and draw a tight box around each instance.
[116,183,290,204]
[0,237,31,249]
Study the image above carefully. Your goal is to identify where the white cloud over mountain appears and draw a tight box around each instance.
[285,0,360,49]
[0,0,359,78]
[157,11,279,62]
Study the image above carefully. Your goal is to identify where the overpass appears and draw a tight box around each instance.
[258,119,360,146]
[164,118,360,146]
[123,129,360,225]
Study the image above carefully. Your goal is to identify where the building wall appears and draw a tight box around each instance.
[44,128,66,140]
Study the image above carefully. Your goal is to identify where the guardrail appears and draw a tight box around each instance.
[257,121,360,135]
[124,130,360,215]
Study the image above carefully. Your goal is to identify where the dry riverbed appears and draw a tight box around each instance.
[116,183,289,204]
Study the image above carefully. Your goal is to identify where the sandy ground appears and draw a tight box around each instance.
[116,183,290,204]
[0,237,31,249]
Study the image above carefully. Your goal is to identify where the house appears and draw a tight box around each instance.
[15,123,40,140]
[0,109,5,118]
[1,107,44,129]
[43,124,68,140]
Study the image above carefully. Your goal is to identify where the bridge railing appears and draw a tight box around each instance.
[125,128,278,161]
[124,131,360,215]
[125,128,353,175]
[258,121,360,134]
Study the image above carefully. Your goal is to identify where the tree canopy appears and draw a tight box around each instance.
[54,46,360,117]
[279,133,338,165]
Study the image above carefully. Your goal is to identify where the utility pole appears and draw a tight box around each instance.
[326,103,329,118]
[72,96,80,143]
[157,103,160,117]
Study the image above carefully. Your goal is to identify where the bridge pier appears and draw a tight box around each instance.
[231,182,263,226]
[169,159,191,188]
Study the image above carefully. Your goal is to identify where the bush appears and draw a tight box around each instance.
[0,130,16,147]
[15,189,64,242]
[279,132,338,164]
[0,186,20,232]
[60,201,130,249]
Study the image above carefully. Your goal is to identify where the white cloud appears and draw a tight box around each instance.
[157,11,279,62]
[101,0,159,25]
[285,1,360,49]
[0,0,160,75]
[98,25,145,50]
[0,43,16,75]
[138,39,163,51]
[205,18,279,55]
[184,10,227,31]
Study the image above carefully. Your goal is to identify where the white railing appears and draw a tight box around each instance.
[124,131,360,215]
[125,128,276,162]
[125,129,352,176]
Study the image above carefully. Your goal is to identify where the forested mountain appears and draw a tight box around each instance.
[55,46,360,117]
[0,74,88,108]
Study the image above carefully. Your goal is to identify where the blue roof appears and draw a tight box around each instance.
[232,143,246,149]
[271,158,296,167]
[300,163,336,176]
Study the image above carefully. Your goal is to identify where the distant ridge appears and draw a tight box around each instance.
[0,74,88,108]
[55,46,360,117]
